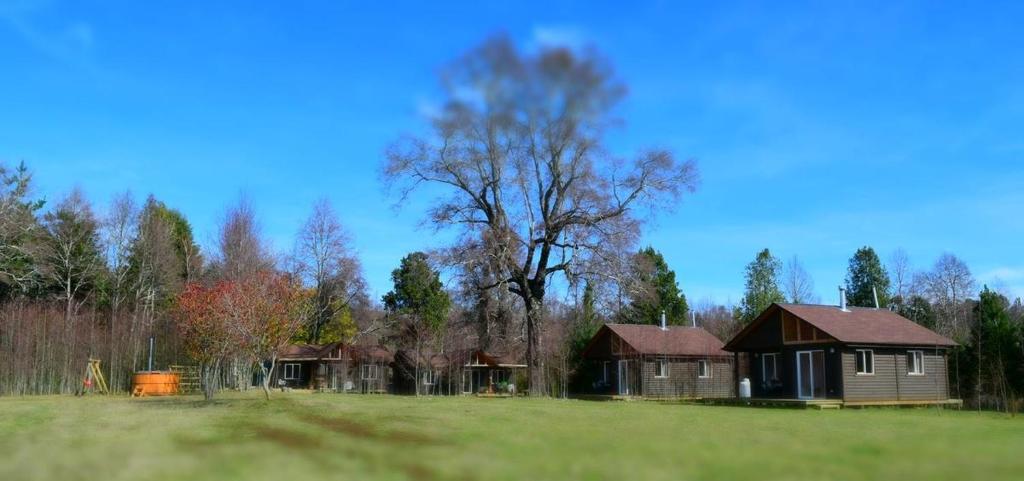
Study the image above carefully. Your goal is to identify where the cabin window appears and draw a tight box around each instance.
[362,364,378,380]
[283,363,301,380]
[655,360,669,378]
[907,350,924,375]
[601,361,610,383]
[762,353,779,382]
[422,369,436,385]
[697,360,711,379]
[855,349,874,375]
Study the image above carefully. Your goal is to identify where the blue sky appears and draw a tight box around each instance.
[2,0,1022,304]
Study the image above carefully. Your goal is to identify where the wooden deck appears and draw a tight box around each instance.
[702,397,963,409]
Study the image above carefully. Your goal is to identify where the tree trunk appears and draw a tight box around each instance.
[201,360,219,401]
[260,356,275,401]
[524,298,547,397]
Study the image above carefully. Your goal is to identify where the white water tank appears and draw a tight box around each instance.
[739,378,751,398]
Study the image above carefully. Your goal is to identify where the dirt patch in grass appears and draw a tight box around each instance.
[402,463,437,481]
[253,426,322,449]
[295,412,443,446]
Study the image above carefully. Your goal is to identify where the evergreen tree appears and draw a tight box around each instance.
[0,162,45,300]
[383,252,451,395]
[383,252,451,342]
[568,282,603,392]
[845,246,891,308]
[737,248,785,324]
[41,189,105,319]
[897,295,937,329]
[970,286,1022,409]
[622,247,688,325]
[126,196,202,308]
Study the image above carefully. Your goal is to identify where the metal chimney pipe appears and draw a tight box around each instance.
[148,336,155,372]
[660,310,667,330]
[691,311,697,328]
[872,286,880,309]
[839,286,849,312]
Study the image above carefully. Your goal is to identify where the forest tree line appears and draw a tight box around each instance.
[2,160,1022,409]
[2,36,1021,408]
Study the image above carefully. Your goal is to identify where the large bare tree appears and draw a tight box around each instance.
[923,253,976,341]
[888,248,913,302]
[290,199,368,343]
[782,255,817,304]
[383,36,698,395]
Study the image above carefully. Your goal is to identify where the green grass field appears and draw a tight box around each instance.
[1,392,1021,481]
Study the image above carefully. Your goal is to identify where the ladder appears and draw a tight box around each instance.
[81,358,109,395]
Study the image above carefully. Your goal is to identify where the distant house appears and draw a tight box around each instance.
[580,321,735,398]
[452,349,526,395]
[723,300,958,405]
[270,343,335,389]
[394,348,526,396]
[270,342,393,393]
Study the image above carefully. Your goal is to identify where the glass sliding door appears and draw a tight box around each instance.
[796,350,826,399]
[617,360,632,396]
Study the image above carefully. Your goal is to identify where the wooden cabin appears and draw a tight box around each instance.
[393,348,526,395]
[270,344,332,389]
[270,342,393,393]
[723,303,958,405]
[454,349,526,395]
[580,323,735,399]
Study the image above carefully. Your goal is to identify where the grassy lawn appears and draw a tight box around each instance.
[1,392,1021,481]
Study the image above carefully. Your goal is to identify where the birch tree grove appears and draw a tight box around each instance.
[384,36,698,395]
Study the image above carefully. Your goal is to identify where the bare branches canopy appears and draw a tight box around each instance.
[383,36,699,394]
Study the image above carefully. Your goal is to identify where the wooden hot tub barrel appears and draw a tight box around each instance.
[132,371,181,396]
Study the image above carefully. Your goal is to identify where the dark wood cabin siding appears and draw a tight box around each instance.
[745,345,844,399]
[270,360,315,388]
[640,356,734,398]
[841,347,949,402]
[734,311,784,350]
[585,330,615,360]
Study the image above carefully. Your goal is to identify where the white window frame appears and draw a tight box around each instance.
[855,349,874,375]
[654,359,669,379]
[283,363,301,380]
[361,363,378,380]
[907,350,925,375]
[762,353,779,381]
[697,359,711,379]
[422,369,437,385]
[601,361,610,383]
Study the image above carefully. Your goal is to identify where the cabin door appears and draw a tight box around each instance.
[617,360,632,396]
[796,350,826,399]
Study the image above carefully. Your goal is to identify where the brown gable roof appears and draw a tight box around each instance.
[601,324,730,357]
[278,342,394,363]
[724,303,956,350]
[278,344,330,360]
[346,345,394,364]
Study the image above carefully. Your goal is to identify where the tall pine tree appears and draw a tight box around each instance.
[737,248,785,324]
[845,246,891,308]
[622,247,688,325]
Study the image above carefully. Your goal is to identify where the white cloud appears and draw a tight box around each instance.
[979,266,1024,282]
[530,25,588,50]
[0,2,97,69]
